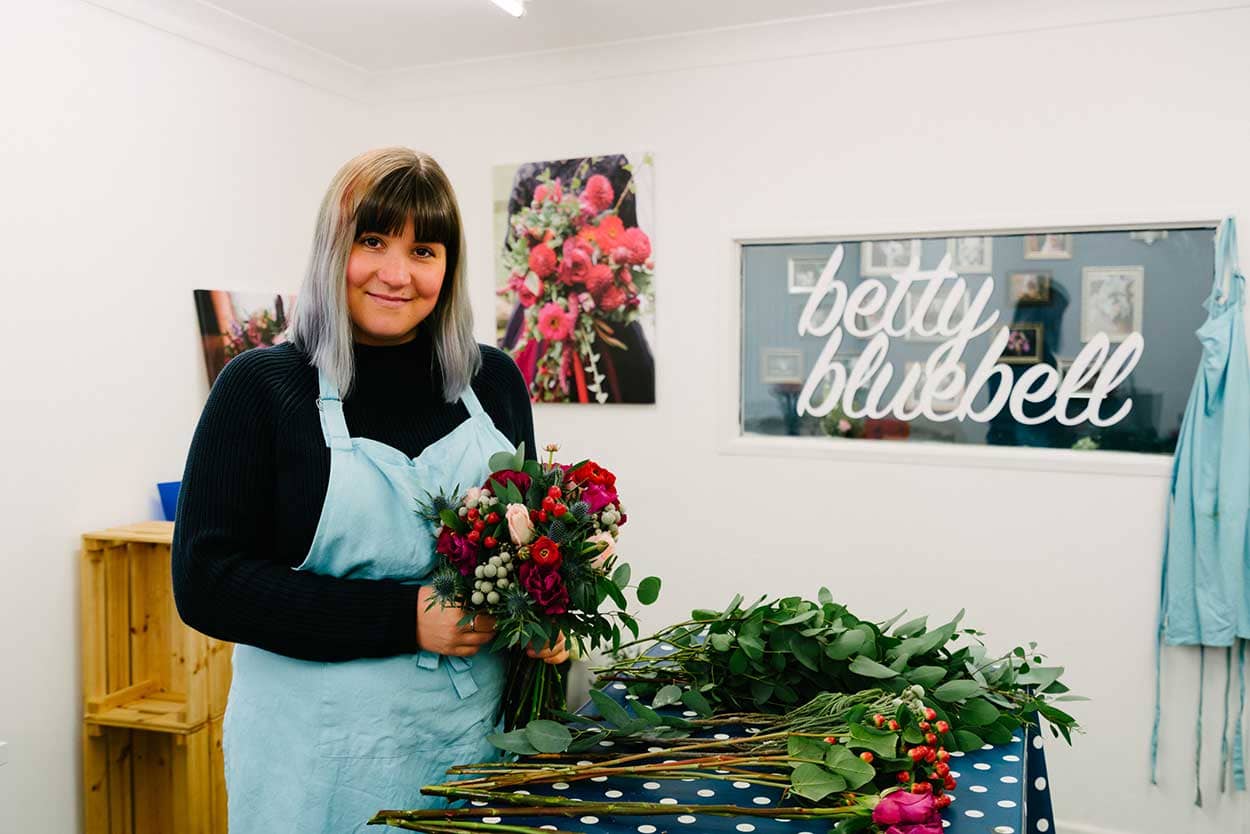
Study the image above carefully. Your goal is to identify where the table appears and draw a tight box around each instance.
[462,681,1057,834]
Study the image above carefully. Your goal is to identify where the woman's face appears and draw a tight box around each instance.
[346,218,447,345]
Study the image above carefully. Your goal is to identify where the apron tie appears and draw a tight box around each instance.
[415,650,481,700]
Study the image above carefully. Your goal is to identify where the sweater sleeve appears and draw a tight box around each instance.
[171,351,421,662]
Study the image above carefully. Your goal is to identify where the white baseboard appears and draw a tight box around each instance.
[1056,820,1139,834]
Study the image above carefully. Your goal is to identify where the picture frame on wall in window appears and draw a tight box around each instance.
[860,239,922,277]
[1008,271,1053,306]
[786,255,826,294]
[1023,233,1074,259]
[1056,357,1101,398]
[1003,323,1045,364]
[1081,266,1144,343]
[761,348,804,384]
[945,236,993,273]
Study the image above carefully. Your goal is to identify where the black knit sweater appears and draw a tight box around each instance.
[171,332,536,662]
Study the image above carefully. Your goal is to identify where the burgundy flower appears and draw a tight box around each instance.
[519,560,569,615]
[486,469,532,494]
[436,527,480,576]
[873,791,940,827]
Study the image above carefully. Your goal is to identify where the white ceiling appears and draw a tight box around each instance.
[201,0,914,72]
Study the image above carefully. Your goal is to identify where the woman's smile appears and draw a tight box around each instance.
[366,291,414,308]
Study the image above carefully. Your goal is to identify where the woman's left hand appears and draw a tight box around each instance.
[527,631,569,665]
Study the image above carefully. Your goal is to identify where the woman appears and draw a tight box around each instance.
[172,148,568,833]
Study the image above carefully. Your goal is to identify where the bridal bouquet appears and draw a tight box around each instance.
[500,160,655,403]
[420,443,660,730]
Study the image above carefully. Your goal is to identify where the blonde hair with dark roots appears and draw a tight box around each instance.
[290,147,479,400]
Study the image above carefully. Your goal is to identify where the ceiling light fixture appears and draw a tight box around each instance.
[490,0,526,17]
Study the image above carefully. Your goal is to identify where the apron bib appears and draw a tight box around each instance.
[223,368,513,833]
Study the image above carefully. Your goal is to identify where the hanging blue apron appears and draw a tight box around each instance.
[1152,218,1250,804]
[222,367,512,833]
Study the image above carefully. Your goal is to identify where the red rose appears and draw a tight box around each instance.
[486,469,532,494]
[519,559,569,615]
[565,460,616,489]
[528,244,557,279]
[557,238,593,287]
[580,174,614,214]
[530,535,561,568]
[594,215,626,257]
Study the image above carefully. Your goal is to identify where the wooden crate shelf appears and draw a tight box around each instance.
[81,521,231,833]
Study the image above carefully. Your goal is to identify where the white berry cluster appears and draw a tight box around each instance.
[595,503,624,537]
[471,550,515,606]
[458,486,499,517]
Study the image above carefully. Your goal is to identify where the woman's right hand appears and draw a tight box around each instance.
[416,586,497,656]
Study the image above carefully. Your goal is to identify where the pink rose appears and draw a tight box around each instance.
[580,174,614,214]
[505,503,535,545]
[872,791,939,828]
[537,301,575,341]
[882,826,942,834]
[528,244,557,279]
[586,531,616,568]
[557,238,594,287]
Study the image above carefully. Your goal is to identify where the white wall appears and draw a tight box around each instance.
[0,2,369,831]
[3,1,1249,833]
[369,2,1250,833]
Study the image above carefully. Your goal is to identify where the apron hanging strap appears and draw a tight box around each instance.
[316,369,353,451]
[1235,638,1247,791]
[460,384,487,419]
[1220,646,1233,792]
[1195,646,1206,807]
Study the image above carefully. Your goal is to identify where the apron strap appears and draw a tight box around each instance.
[1236,639,1247,791]
[1221,646,1233,792]
[415,650,481,700]
[1196,646,1206,807]
[460,383,486,419]
[1213,217,1241,307]
[316,369,353,451]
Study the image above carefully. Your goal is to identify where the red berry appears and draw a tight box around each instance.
[896,771,910,783]
[474,520,486,532]
[467,508,479,521]
[548,486,562,499]
[908,747,926,761]
[935,762,950,777]
[944,776,957,790]
[873,714,886,727]
[539,510,549,522]
[483,537,497,549]
[823,736,837,744]
[553,504,567,517]
[859,752,874,763]
[467,530,480,543]
[936,795,952,809]
[888,720,900,731]
[924,708,937,721]
[937,749,950,762]
[486,512,500,524]
[910,783,927,794]
[529,509,540,522]
[935,721,950,734]
[542,497,556,511]
[918,721,931,731]
[925,733,938,745]
[924,750,937,764]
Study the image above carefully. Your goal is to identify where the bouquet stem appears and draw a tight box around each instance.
[500,653,568,732]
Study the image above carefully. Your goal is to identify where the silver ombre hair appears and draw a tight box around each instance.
[290,147,480,400]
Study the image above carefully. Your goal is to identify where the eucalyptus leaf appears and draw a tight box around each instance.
[849,656,898,679]
[612,563,631,589]
[791,763,846,801]
[637,576,662,605]
[826,629,867,660]
[954,730,985,752]
[894,616,929,638]
[849,724,900,759]
[709,632,733,653]
[523,720,572,753]
[738,634,765,662]
[681,689,713,717]
[788,735,829,763]
[907,666,947,687]
[589,689,634,728]
[488,729,538,755]
[958,698,1000,727]
[934,679,984,702]
[652,685,683,708]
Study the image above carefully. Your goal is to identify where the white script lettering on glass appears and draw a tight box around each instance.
[795,245,1144,427]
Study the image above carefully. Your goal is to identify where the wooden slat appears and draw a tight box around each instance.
[82,725,110,834]
[106,728,134,834]
[132,732,174,834]
[103,544,131,694]
[84,521,175,545]
[209,717,227,834]
[130,542,173,692]
[82,542,108,703]
[172,726,212,834]
[86,678,159,714]
[206,639,232,720]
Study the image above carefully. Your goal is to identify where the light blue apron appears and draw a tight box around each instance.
[223,367,511,833]
[1152,218,1250,803]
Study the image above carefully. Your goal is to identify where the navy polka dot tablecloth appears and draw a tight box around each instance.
[462,664,1057,833]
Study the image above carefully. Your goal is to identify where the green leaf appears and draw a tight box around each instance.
[788,735,829,763]
[907,666,947,687]
[778,609,818,627]
[954,730,985,752]
[958,698,1000,727]
[793,637,821,672]
[826,629,867,660]
[1017,666,1064,691]
[877,609,908,633]
[729,648,749,675]
[612,563,631,588]
[637,576,662,605]
[438,509,465,532]
[629,700,663,727]
[934,680,984,702]
[599,576,628,610]
[750,681,774,704]
[488,449,517,472]
[738,634,765,662]
[709,632,733,653]
[692,609,720,621]
[589,689,633,728]
[894,616,929,638]
[790,763,846,801]
[488,729,538,755]
[523,720,572,753]
[823,745,875,790]
[849,724,899,759]
[982,720,1015,745]
[681,689,713,717]
[652,685,682,708]
[849,656,898,679]
[818,587,834,605]
[903,725,924,744]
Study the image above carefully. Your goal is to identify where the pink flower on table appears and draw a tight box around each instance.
[528,243,558,279]
[881,826,942,834]
[537,302,575,341]
[872,791,939,828]
[580,174,614,214]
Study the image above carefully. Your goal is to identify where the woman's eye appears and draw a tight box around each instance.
[414,246,434,257]
[360,235,383,248]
